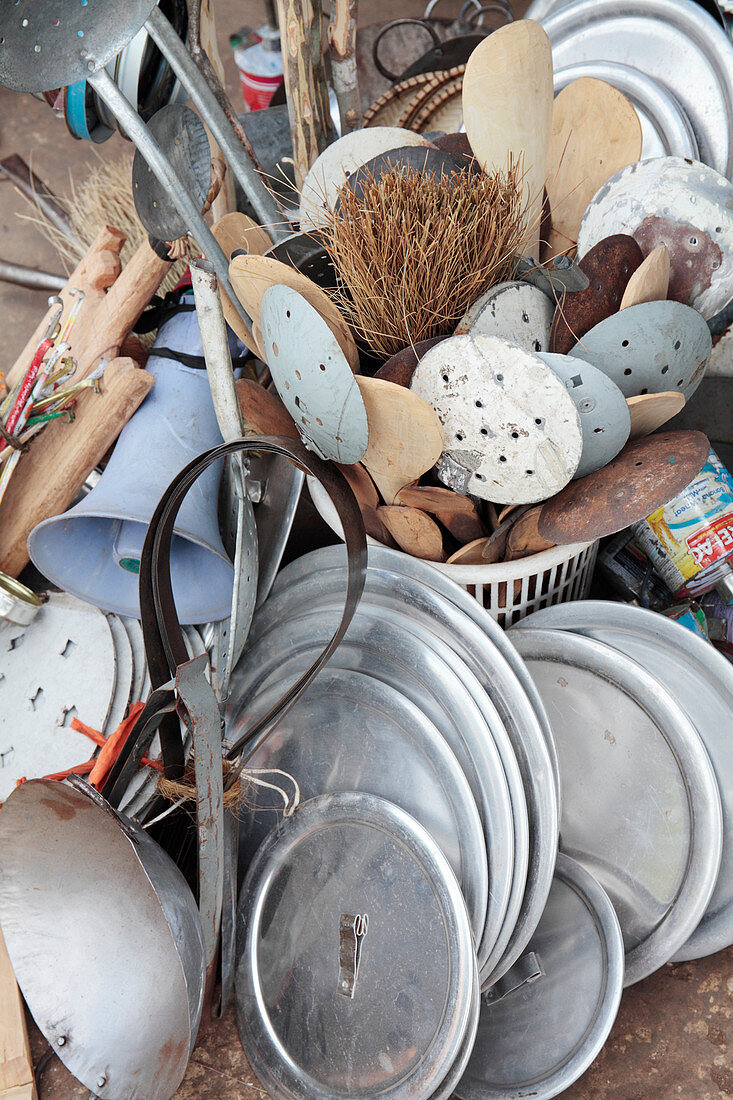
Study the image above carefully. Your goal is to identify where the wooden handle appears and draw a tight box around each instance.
[200,0,237,219]
[0,928,37,1099]
[329,0,361,132]
[277,0,335,188]
[0,358,153,577]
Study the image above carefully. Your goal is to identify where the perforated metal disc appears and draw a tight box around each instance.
[0,594,116,799]
[260,284,369,463]
[411,335,583,504]
[577,157,733,320]
[0,0,155,94]
[132,104,211,241]
[227,603,520,979]
[236,792,476,1100]
[455,282,554,353]
[457,855,624,1100]
[517,600,733,963]
[570,300,712,401]
[538,353,631,477]
[509,628,722,985]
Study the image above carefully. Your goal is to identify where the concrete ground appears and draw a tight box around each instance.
[1,2,732,1098]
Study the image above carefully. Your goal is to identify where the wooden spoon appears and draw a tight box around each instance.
[627,391,686,440]
[446,536,493,565]
[396,485,485,543]
[377,505,446,561]
[462,20,553,258]
[229,253,359,371]
[504,505,555,561]
[356,376,444,504]
[211,217,268,358]
[336,462,396,544]
[619,244,671,309]
[544,78,642,260]
[235,378,299,437]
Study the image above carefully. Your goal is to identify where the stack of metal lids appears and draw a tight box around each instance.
[527,0,733,174]
[225,547,626,1100]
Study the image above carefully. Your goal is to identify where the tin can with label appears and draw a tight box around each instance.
[632,448,733,601]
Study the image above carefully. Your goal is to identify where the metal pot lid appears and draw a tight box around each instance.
[0,593,116,800]
[132,103,211,241]
[0,778,204,1100]
[553,62,699,161]
[342,146,474,204]
[537,430,711,545]
[577,157,733,320]
[569,299,712,402]
[432,958,481,1100]
[455,282,554,354]
[410,335,583,504]
[456,853,624,1100]
[516,600,733,962]
[233,666,488,944]
[538,353,631,478]
[260,284,369,464]
[227,602,523,980]
[235,791,476,1100]
[0,572,42,626]
[508,628,723,984]
[0,0,156,94]
[253,549,559,986]
[542,0,733,179]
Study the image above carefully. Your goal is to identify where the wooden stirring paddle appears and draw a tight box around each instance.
[504,505,555,560]
[356,376,444,504]
[544,78,642,260]
[627,391,686,440]
[336,462,396,545]
[395,485,485,543]
[462,20,553,258]
[378,505,446,561]
[619,244,671,309]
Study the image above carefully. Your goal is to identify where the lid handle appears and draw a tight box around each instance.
[338,913,369,998]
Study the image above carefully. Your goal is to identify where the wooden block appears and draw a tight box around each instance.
[0,927,36,1098]
[0,358,154,578]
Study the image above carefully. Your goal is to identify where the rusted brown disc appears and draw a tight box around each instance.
[537,430,710,544]
[374,336,446,387]
[433,132,476,163]
[550,234,643,355]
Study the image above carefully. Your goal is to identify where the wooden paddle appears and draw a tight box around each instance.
[504,505,555,561]
[619,244,671,309]
[336,462,395,544]
[235,378,299,437]
[627,391,686,440]
[544,78,642,260]
[356,376,444,504]
[446,536,495,565]
[462,20,553,258]
[377,505,446,561]
[395,485,485,543]
[229,253,359,371]
[212,218,268,358]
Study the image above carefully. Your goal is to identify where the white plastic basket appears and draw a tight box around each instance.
[308,477,599,627]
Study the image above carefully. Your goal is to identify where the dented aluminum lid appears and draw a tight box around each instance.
[410,335,583,504]
[236,791,476,1100]
[509,628,723,985]
[538,353,631,477]
[569,299,712,401]
[132,104,211,241]
[577,157,733,319]
[457,854,624,1100]
[260,284,369,463]
[455,282,554,353]
[543,0,733,178]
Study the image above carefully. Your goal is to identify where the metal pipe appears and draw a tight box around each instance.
[0,260,65,292]
[88,67,255,335]
[146,7,290,243]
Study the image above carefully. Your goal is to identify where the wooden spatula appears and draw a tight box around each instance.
[544,78,642,260]
[356,376,444,504]
[395,485,485,543]
[462,20,553,258]
[620,244,671,309]
[229,253,359,371]
[377,505,446,561]
[504,505,555,560]
[627,391,686,440]
[336,462,395,544]
[212,217,268,357]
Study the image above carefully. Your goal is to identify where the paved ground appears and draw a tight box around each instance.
[2,2,732,1098]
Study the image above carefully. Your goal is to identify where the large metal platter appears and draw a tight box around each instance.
[554,62,699,161]
[232,667,489,944]
[259,550,559,984]
[432,958,481,1100]
[457,854,624,1100]
[516,600,733,962]
[227,603,524,980]
[268,545,561,807]
[543,0,733,178]
[236,792,476,1100]
[0,594,116,799]
[509,628,723,984]
[0,0,156,94]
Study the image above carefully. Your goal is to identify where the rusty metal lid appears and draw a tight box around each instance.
[538,429,710,543]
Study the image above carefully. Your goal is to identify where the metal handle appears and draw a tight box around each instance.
[372,19,441,81]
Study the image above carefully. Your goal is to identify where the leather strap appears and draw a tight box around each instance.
[102,434,366,803]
